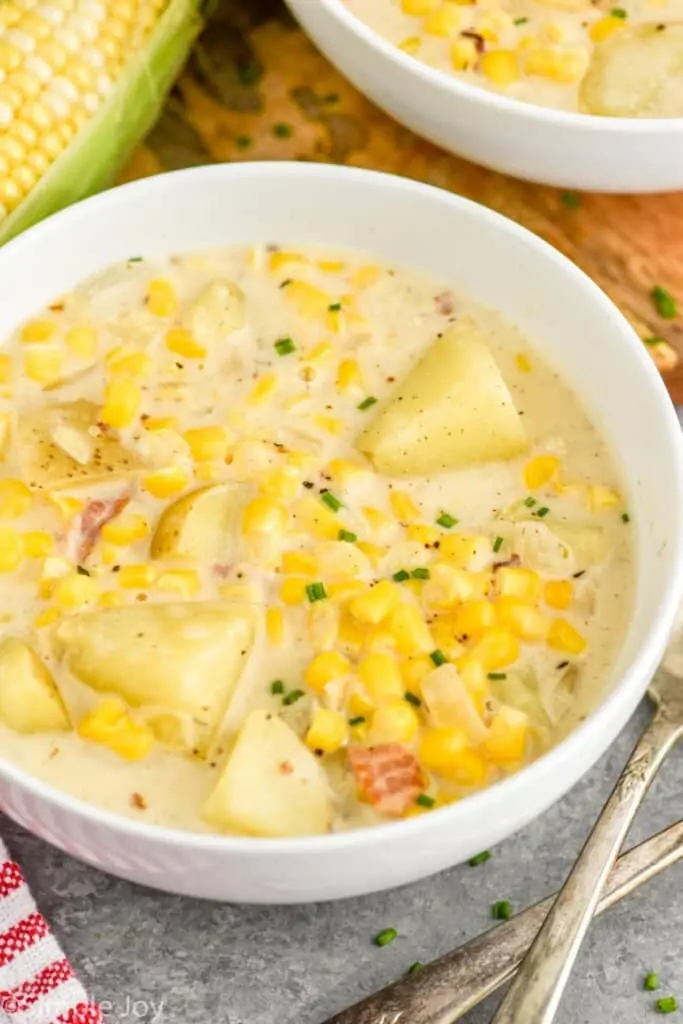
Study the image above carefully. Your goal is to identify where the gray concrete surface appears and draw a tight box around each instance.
[2,698,681,1024]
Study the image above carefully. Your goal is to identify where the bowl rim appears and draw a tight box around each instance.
[307,0,683,134]
[1,160,683,855]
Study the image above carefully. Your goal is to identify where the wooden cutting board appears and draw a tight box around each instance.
[121,0,683,402]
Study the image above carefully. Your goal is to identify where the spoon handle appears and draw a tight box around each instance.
[491,706,682,1024]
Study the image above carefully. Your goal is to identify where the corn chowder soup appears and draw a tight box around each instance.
[344,0,683,116]
[0,246,633,837]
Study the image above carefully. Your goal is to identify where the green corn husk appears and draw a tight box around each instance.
[0,0,207,246]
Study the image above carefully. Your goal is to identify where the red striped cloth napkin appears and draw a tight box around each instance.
[0,842,103,1024]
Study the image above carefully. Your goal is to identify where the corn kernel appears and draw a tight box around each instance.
[337,358,363,391]
[100,377,141,429]
[480,49,519,85]
[182,425,230,463]
[329,580,367,602]
[22,531,54,557]
[370,699,420,744]
[327,458,367,484]
[439,533,492,569]
[390,491,420,522]
[306,707,348,754]
[247,374,277,405]
[547,618,586,654]
[78,697,154,761]
[53,572,98,608]
[586,485,620,511]
[313,414,344,436]
[358,652,404,704]
[388,602,434,656]
[280,577,310,605]
[453,599,498,640]
[470,628,520,671]
[486,705,528,762]
[305,650,352,692]
[407,523,441,546]
[284,280,331,319]
[456,654,490,715]
[301,342,333,365]
[0,355,12,384]
[282,550,317,575]
[401,656,433,693]
[524,454,560,490]
[451,36,479,70]
[351,265,382,289]
[155,569,201,597]
[117,564,156,589]
[99,514,148,547]
[589,15,625,41]
[515,352,532,373]
[349,580,399,625]
[522,45,588,83]
[419,727,488,785]
[401,0,439,12]
[0,525,22,571]
[496,597,548,641]
[318,259,347,273]
[0,478,32,519]
[424,4,463,35]
[496,566,541,601]
[308,601,339,650]
[99,590,125,608]
[260,466,301,502]
[34,606,60,628]
[356,542,387,566]
[292,497,340,539]
[398,35,421,54]
[268,250,309,272]
[266,607,285,644]
[24,345,62,384]
[142,466,189,499]
[543,579,573,610]
[21,318,57,343]
[164,327,206,359]
[65,326,97,358]
[348,687,375,718]
[143,416,178,432]
[147,278,178,317]
[423,565,482,608]
[243,496,287,538]
[363,506,392,531]
[430,617,467,661]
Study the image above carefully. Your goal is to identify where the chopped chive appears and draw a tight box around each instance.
[415,793,435,808]
[561,191,581,210]
[411,567,430,580]
[652,285,677,319]
[339,528,357,542]
[645,973,661,992]
[127,256,143,263]
[656,997,678,1014]
[436,512,457,529]
[493,536,504,553]
[430,649,447,666]
[524,496,537,507]
[644,335,666,346]
[405,690,422,707]
[406,961,424,976]
[358,396,378,411]
[535,506,550,518]
[328,302,342,312]
[621,512,630,523]
[488,672,507,680]
[274,336,296,356]
[373,928,398,947]
[349,715,366,726]
[235,134,253,150]
[513,15,529,23]
[469,850,492,866]
[273,122,293,138]
[321,491,343,512]
[393,569,410,582]
[611,6,627,15]
[306,581,327,603]
[491,900,512,920]
[270,680,285,695]
[282,688,305,706]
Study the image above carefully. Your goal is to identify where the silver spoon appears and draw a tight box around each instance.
[323,819,683,1024]
[491,663,683,1024]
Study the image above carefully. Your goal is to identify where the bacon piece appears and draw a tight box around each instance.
[70,495,130,563]
[348,744,423,816]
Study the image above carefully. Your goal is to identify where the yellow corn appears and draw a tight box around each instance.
[305,650,352,692]
[370,699,420,744]
[398,35,421,54]
[456,654,490,715]
[280,577,310,605]
[547,618,586,654]
[440,532,493,567]
[390,490,420,522]
[356,542,387,566]
[143,416,178,433]
[155,570,201,597]
[327,458,368,484]
[349,580,399,625]
[0,478,31,519]
[480,50,519,85]
[101,514,149,547]
[0,355,11,383]
[329,580,367,603]
[401,0,440,13]
[470,628,520,671]
[358,652,404,704]
[452,599,498,640]
[24,345,62,384]
[544,579,574,610]
[586,485,620,511]
[423,564,482,608]
[21,319,57,343]
[351,265,382,289]
[243,496,287,537]
[306,707,348,754]
[361,506,391,532]
[284,280,331,319]
[107,348,152,380]
[247,374,277,405]
[401,656,433,693]
[496,566,541,601]
[78,697,154,761]
[268,250,309,272]
[163,327,205,360]
[0,525,22,571]
[430,616,467,661]
[424,5,463,35]
[388,602,434,656]
[496,597,548,641]
[142,466,189,499]
[406,523,441,547]
[0,414,9,458]
[22,531,54,557]
[182,426,229,463]
[98,590,125,608]
[282,550,317,576]
[100,377,141,429]
[291,497,340,540]
[336,358,363,391]
[347,687,375,718]
[451,36,479,70]
[147,278,178,318]
[419,727,488,786]
[524,454,560,490]
[308,601,339,651]
[117,564,156,589]
[53,572,98,608]
[522,46,588,83]
[484,706,528,764]
[314,414,344,435]
[266,607,285,644]
[516,352,532,373]
[34,606,60,629]
[589,15,625,41]
[65,326,97,359]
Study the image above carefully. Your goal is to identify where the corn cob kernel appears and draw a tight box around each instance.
[423,564,480,607]
[305,650,352,692]
[453,599,498,639]
[470,628,520,671]
[100,377,141,428]
[0,478,32,519]
[370,699,421,744]
[480,49,519,84]
[165,327,206,359]
[424,4,463,34]
[247,374,277,405]
[496,567,541,601]
[24,345,62,384]
[308,600,339,650]
[291,497,340,539]
[305,707,348,754]
[99,590,125,608]
[282,550,317,575]
[21,319,57,343]
[142,466,189,499]
[154,570,201,597]
[356,542,388,566]
[451,36,479,70]
[388,602,434,656]
[358,651,404,704]
[53,572,99,608]
[484,706,528,764]
[363,506,393,531]
[147,278,178,318]
[586,484,620,511]
[515,352,532,373]
[522,46,588,83]
[337,358,363,391]
[0,355,12,383]
[589,15,625,41]
[547,618,586,654]
[243,496,287,537]
[419,727,488,785]
[401,656,433,692]
[280,577,311,605]
[401,0,440,13]
[266,607,285,644]
[183,426,230,463]
[117,564,156,589]
[543,579,574,611]
[349,580,399,625]
[78,697,154,761]
[143,416,178,432]
[0,525,22,571]
[390,490,420,522]
[284,280,331,319]
[430,617,467,661]
[22,531,54,557]
[65,326,97,358]
[398,35,421,54]
[317,259,346,273]
[495,597,548,641]
[351,265,382,289]
[101,514,149,546]
[34,606,60,628]
[268,251,309,272]
[524,454,560,489]
[327,458,368,484]
[107,349,152,380]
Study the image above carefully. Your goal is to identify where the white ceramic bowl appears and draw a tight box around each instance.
[1,163,682,903]
[286,0,683,193]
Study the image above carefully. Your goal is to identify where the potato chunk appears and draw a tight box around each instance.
[150,482,247,561]
[581,24,683,118]
[0,638,70,733]
[202,710,332,837]
[53,603,256,748]
[183,279,247,349]
[17,400,144,490]
[358,323,527,475]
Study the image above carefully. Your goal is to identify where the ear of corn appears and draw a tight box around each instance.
[0,0,206,244]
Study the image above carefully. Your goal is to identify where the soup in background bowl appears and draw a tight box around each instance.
[0,163,680,903]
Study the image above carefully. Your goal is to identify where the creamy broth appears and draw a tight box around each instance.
[0,246,633,836]
[344,0,683,115]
